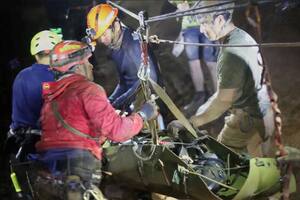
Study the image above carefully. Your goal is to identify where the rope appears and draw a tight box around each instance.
[147,2,248,23]
[149,35,300,48]
[178,166,239,191]
[149,0,238,22]
[145,0,278,23]
[132,143,157,161]
[107,0,139,20]
[245,5,293,200]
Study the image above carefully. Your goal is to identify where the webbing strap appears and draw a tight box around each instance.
[148,78,198,138]
[51,101,99,142]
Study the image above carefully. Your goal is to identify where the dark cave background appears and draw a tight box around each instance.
[0,0,300,199]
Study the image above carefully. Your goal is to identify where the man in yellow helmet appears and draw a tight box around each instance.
[6,30,62,161]
[86,4,164,117]
[0,30,61,199]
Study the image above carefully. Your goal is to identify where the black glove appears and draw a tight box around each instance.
[167,120,186,138]
[138,101,158,121]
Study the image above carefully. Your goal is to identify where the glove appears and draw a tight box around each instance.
[138,101,158,121]
[167,120,186,138]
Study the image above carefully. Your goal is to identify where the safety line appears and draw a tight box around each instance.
[107,0,139,20]
[149,36,300,48]
[146,0,278,23]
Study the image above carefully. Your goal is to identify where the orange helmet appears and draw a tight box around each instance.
[50,40,92,73]
[86,4,118,40]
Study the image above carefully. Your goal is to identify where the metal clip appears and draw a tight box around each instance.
[149,35,160,44]
[138,11,147,30]
[137,63,150,81]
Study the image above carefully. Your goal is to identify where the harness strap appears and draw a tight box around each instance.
[149,78,198,138]
[51,101,99,142]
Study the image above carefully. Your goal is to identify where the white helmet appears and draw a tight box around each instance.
[30,30,62,55]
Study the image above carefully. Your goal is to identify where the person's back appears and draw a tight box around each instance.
[8,30,62,160]
[0,30,61,200]
[37,74,144,159]
[11,63,54,130]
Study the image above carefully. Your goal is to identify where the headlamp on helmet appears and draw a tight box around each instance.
[86,4,118,40]
[50,40,92,73]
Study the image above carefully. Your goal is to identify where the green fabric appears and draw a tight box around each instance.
[233,158,296,200]
[218,52,247,89]
[169,0,199,29]
[182,16,199,29]
[217,28,263,117]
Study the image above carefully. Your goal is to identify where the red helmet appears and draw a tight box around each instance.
[50,40,92,72]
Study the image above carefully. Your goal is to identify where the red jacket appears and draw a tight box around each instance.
[36,74,143,159]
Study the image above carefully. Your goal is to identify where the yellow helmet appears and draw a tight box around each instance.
[30,30,62,55]
[86,4,118,40]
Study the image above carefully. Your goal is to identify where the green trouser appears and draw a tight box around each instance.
[217,109,265,154]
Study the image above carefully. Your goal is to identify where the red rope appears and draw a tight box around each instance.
[246,5,293,199]
[141,42,148,66]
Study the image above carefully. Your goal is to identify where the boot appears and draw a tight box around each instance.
[183,91,206,117]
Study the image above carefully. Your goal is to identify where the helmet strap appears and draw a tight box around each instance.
[82,63,89,78]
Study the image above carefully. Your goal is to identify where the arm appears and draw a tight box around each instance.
[83,84,143,142]
[111,80,140,109]
[112,38,161,109]
[190,52,246,127]
[109,82,127,103]
[190,88,238,127]
[109,67,127,103]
